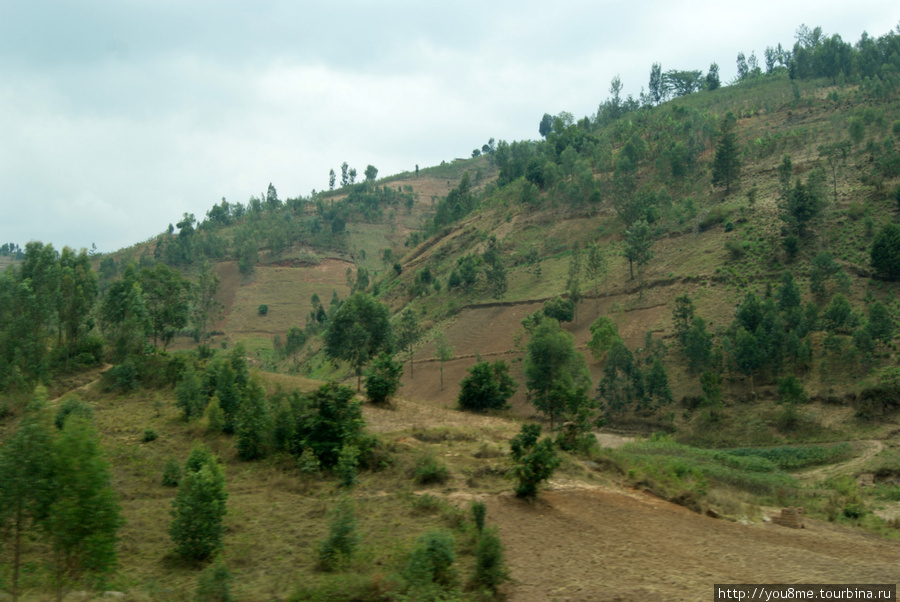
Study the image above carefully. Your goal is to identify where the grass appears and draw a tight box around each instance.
[606,437,801,499]
[0,371,524,600]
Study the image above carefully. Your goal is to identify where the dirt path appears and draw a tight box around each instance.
[795,440,885,483]
[487,486,900,601]
[48,363,112,405]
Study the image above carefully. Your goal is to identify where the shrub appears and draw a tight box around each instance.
[317,498,359,572]
[175,366,206,421]
[510,424,560,498]
[724,239,746,260]
[205,395,225,435]
[297,448,321,475]
[335,445,360,488]
[54,396,94,430]
[472,527,509,593]
[777,376,808,405]
[107,359,140,392]
[195,555,234,602]
[258,304,268,316]
[471,501,486,533]
[142,428,158,443]
[457,360,517,412]
[162,458,181,487]
[364,353,403,404]
[413,455,450,485]
[405,531,457,589]
[843,503,866,519]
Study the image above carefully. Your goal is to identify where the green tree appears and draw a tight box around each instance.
[433,330,454,392]
[539,113,553,138]
[672,294,695,345]
[328,169,336,191]
[483,235,508,298]
[364,353,404,404]
[733,327,762,392]
[235,378,272,461]
[57,247,97,361]
[472,527,509,593]
[871,223,900,280]
[296,383,365,468]
[706,62,721,90]
[566,248,583,323]
[395,308,421,379]
[781,174,825,237]
[711,112,741,195]
[324,293,394,390]
[195,555,234,602]
[364,164,378,183]
[525,321,591,429]
[140,263,190,349]
[867,301,894,345]
[405,530,457,592]
[624,220,655,297]
[510,424,560,498]
[586,242,607,311]
[0,389,56,601]
[683,317,713,374]
[317,497,359,571]
[193,261,222,346]
[543,296,574,324]
[457,359,517,412]
[170,447,227,561]
[45,416,122,601]
[819,140,851,204]
[587,316,621,362]
[99,265,149,361]
[810,252,841,298]
[176,365,206,421]
[648,62,664,105]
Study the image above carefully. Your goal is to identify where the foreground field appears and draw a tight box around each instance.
[5,368,900,601]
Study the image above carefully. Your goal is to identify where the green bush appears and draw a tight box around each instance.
[472,527,509,594]
[317,498,359,572]
[107,359,140,392]
[405,531,457,590]
[142,428,158,442]
[162,458,181,487]
[335,445,360,488]
[258,304,268,316]
[843,503,866,519]
[413,455,450,485]
[471,501,486,533]
[510,424,560,498]
[195,555,234,602]
[54,396,94,430]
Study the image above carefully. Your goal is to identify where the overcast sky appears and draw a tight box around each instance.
[0,2,896,253]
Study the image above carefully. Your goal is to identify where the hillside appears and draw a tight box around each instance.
[3,24,900,601]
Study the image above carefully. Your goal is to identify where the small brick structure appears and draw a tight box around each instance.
[771,506,805,529]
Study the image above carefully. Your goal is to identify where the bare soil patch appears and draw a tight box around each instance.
[489,487,900,601]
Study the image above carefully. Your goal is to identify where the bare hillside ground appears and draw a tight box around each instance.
[487,486,900,601]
